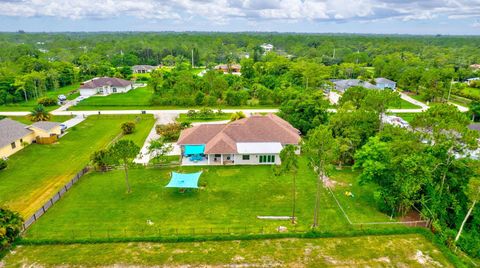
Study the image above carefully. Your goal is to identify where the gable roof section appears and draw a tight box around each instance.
[80,77,131,89]
[0,119,32,148]
[178,114,301,154]
[31,121,61,132]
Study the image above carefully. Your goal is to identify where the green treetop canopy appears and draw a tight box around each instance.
[165,171,202,189]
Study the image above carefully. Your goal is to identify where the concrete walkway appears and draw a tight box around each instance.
[399,92,429,110]
[134,112,179,164]
[62,115,87,128]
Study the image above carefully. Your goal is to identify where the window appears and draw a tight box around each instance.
[259,155,275,163]
[242,155,250,160]
[11,142,16,149]
[112,87,117,93]
[20,138,23,143]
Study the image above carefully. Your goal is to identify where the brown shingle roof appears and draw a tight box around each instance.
[80,77,131,89]
[177,114,301,154]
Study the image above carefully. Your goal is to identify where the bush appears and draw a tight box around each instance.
[0,208,23,251]
[121,122,136,135]
[0,159,7,171]
[156,123,183,142]
[37,97,57,106]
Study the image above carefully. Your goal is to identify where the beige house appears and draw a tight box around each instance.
[0,119,61,158]
[177,114,300,166]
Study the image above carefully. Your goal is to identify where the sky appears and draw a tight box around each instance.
[0,0,479,35]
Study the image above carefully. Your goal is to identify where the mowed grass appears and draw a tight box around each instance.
[73,86,154,109]
[388,98,421,109]
[0,114,154,218]
[0,83,80,111]
[25,157,357,239]
[2,234,453,267]
[6,115,73,125]
[176,113,232,123]
[461,87,480,99]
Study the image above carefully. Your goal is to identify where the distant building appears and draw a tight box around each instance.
[374,78,397,90]
[467,77,480,86]
[469,64,480,71]
[332,78,396,93]
[79,77,133,97]
[260,43,274,53]
[214,64,241,75]
[132,65,158,74]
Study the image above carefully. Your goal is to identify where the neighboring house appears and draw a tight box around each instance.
[260,43,274,53]
[214,64,241,75]
[132,65,158,73]
[0,119,61,158]
[332,78,396,93]
[469,64,480,71]
[177,114,301,166]
[467,77,480,86]
[374,78,397,90]
[79,77,133,97]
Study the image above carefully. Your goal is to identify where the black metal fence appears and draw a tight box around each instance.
[22,167,90,230]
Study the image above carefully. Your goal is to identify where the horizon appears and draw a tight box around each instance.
[0,0,479,35]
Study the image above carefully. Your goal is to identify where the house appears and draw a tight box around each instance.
[374,78,397,90]
[177,114,301,165]
[0,119,35,158]
[260,43,274,53]
[79,77,133,97]
[469,64,480,71]
[332,78,396,93]
[0,119,62,158]
[467,77,480,86]
[132,65,158,74]
[214,64,241,75]
[331,79,377,93]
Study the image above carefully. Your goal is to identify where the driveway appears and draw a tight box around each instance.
[62,115,87,128]
[134,112,179,164]
[399,92,429,110]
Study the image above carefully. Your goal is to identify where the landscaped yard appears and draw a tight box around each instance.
[460,87,480,100]
[2,234,454,267]
[0,114,154,218]
[388,98,422,109]
[176,112,232,123]
[0,83,80,111]
[6,115,73,125]
[24,157,407,240]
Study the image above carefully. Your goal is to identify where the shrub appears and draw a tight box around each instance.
[90,149,111,171]
[121,121,136,135]
[0,159,7,171]
[0,208,23,251]
[156,123,183,142]
[37,97,57,106]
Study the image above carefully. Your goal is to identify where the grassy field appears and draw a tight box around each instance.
[5,115,73,125]
[388,98,421,109]
[176,113,232,123]
[24,159,404,240]
[73,86,154,109]
[460,87,480,99]
[0,83,80,112]
[0,114,154,218]
[2,234,453,267]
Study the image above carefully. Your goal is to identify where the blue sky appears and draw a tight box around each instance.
[0,0,479,34]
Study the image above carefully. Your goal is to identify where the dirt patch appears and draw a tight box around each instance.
[322,175,348,189]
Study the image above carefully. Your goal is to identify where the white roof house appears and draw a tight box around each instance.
[79,77,133,97]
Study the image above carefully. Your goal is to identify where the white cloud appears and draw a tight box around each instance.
[0,0,479,24]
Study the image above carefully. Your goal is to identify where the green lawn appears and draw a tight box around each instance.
[24,157,406,240]
[73,86,154,109]
[176,113,232,123]
[0,114,154,218]
[6,115,73,125]
[460,87,480,99]
[2,234,453,267]
[0,83,80,112]
[388,98,421,109]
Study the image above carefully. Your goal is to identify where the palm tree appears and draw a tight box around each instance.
[28,104,51,122]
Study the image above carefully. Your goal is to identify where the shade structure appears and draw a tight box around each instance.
[184,145,205,155]
[165,171,202,188]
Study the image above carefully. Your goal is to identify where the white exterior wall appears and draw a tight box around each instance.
[79,84,132,97]
[233,154,281,165]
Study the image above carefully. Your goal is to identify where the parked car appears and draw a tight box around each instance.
[60,124,67,133]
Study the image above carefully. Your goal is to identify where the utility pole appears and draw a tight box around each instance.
[447,78,453,102]
[333,47,336,59]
